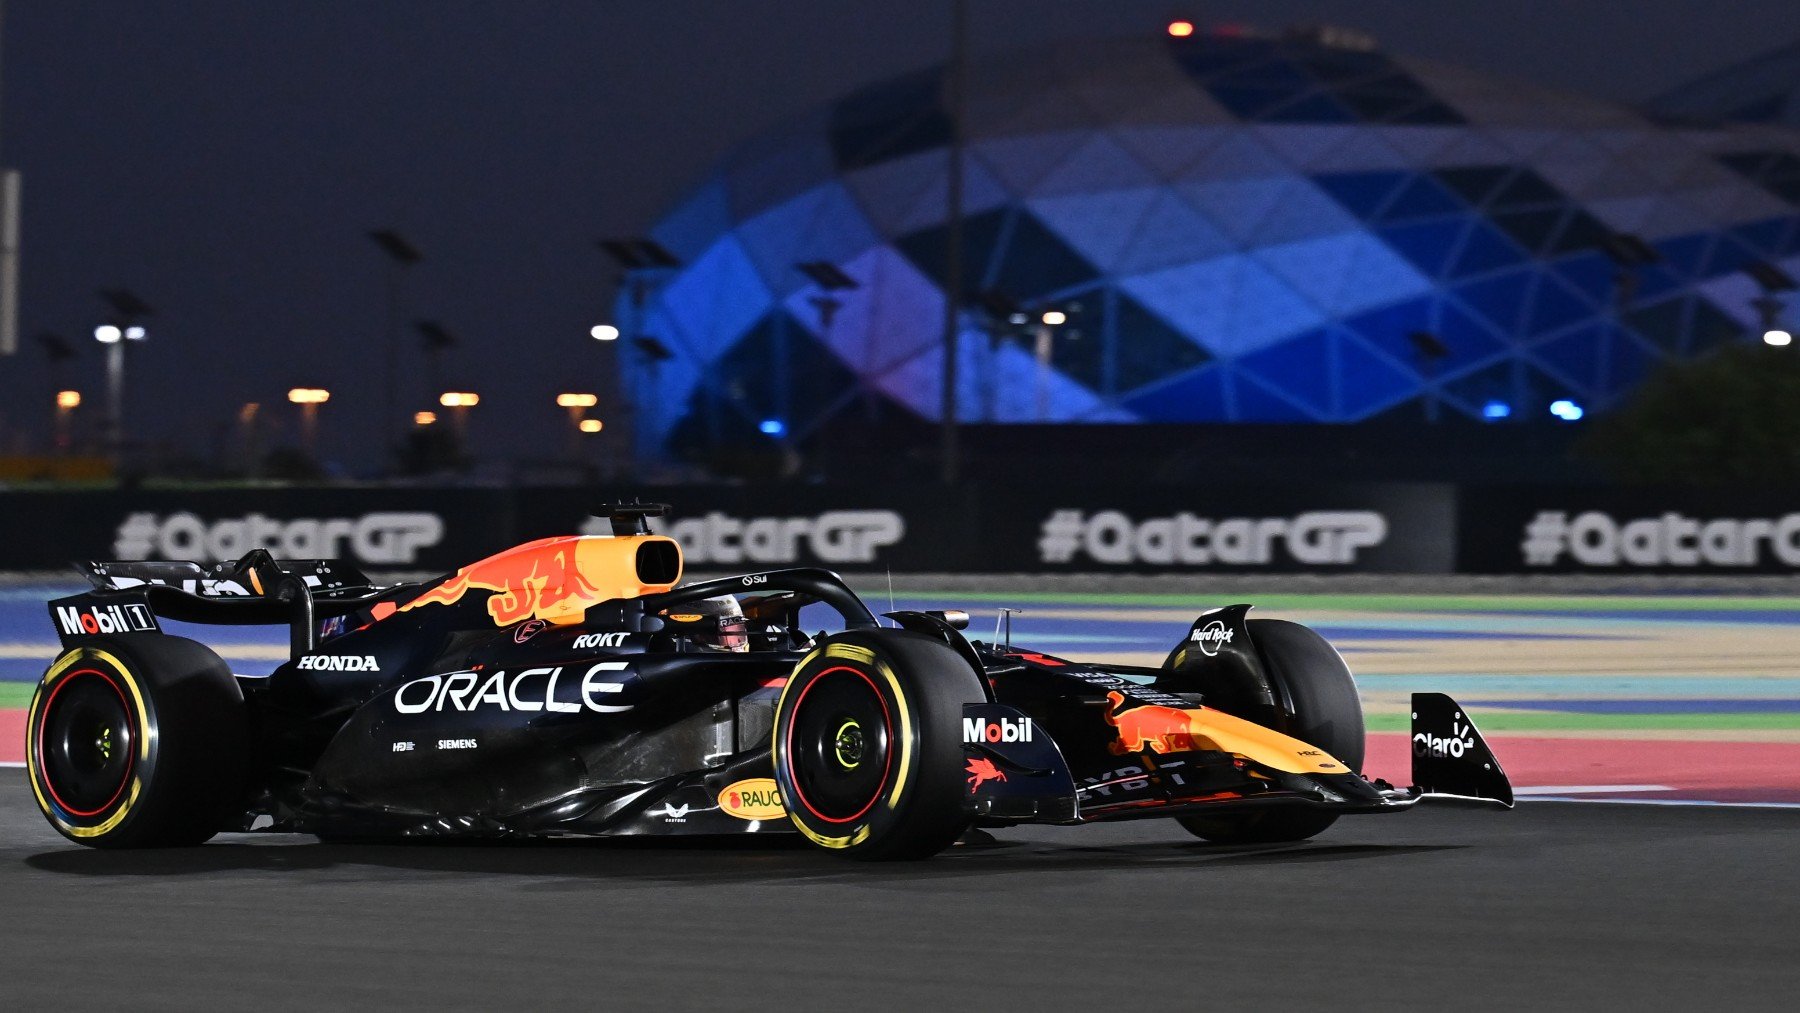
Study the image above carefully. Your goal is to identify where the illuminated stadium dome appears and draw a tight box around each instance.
[623,26,1800,458]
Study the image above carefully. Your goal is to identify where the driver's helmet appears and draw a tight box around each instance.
[665,595,749,653]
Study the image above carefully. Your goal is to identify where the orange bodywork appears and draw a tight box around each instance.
[398,535,682,627]
[1103,691,1349,775]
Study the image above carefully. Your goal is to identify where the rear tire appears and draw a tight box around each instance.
[773,630,984,860]
[1179,619,1363,845]
[27,636,248,848]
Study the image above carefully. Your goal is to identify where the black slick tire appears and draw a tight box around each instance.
[1179,619,1364,845]
[26,635,248,848]
[772,630,984,860]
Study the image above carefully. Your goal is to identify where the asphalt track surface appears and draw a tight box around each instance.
[2,770,1796,1012]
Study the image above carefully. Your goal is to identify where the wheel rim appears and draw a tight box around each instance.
[786,666,893,824]
[37,668,137,818]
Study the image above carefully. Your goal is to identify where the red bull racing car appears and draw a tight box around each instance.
[24,503,1511,860]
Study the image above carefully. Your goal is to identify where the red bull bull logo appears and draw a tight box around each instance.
[1103,691,1201,755]
[398,535,682,627]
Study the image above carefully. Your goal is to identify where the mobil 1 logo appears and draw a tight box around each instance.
[54,602,158,638]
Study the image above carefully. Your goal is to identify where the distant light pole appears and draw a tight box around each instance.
[54,389,79,454]
[438,391,478,443]
[940,0,970,484]
[368,229,421,461]
[1408,330,1449,423]
[94,322,146,454]
[414,320,457,399]
[597,238,682,476]
[1747,259,1795,348]
[94,288,152,458]
[557,391,600,464]
[238,402,262,471]
[287,387,330,458]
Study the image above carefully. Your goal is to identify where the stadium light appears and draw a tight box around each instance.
[1766,329,1794,347]
[439,392,479,407]
[590,324,620,341]
[1167,20,1195,37]
[557,393,601,458]
[1549,399,1585,421]
[93,308,149,458]
[414,411,437,425]
[368,230,422,456]
[54,390,81,455]
[287,389,330,458]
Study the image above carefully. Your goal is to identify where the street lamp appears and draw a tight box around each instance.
[438,391,478,442]
[415,320,458,396]
[579,419,603,434]
[287,387,330,458]
[414,410,437,425]
[53,390,80,454]
[369,229,422,458]
[556,392,600,458]
[1031,304,1081,420]
[590,324,619,341]
[94,321,146,455]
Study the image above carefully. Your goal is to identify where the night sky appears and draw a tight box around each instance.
[1,0,1791,472]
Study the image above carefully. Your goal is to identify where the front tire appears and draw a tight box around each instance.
[1179,619,1364,845]
[772,631,984,860]
[27,636,248,848]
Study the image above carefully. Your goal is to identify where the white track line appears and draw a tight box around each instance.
[1523,795,1800,809]
[1515,784,1673,795]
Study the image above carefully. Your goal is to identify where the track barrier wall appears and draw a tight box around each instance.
[1,483,1799,574]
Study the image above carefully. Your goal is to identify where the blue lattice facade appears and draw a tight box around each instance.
[623,31,1800,457]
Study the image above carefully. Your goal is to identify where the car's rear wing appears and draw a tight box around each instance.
[77,557,375,598]
[53,550,398,656]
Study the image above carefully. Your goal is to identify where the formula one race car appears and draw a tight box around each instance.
[25,504,1511,859]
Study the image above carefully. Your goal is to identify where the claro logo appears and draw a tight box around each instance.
[115,511,444,566]
[583,510,904,565]
[1038,510,1387,566]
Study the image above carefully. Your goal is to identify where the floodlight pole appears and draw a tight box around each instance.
[104,340,125,448]
[938,0,968,484]
[384,262,402,457]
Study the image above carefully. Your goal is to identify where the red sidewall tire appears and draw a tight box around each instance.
[27,636,247,849]
[772,631,984,860]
